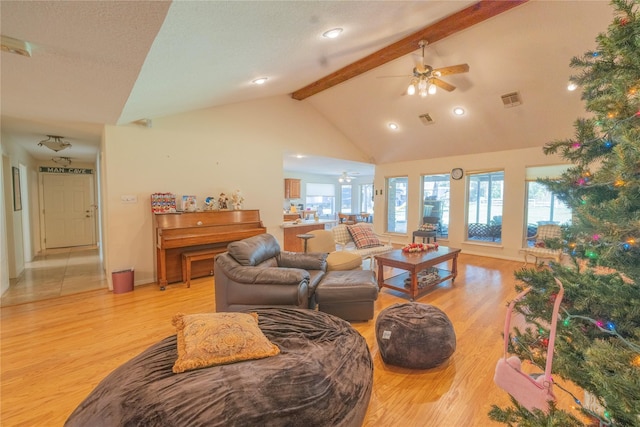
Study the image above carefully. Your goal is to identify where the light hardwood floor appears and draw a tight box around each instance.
[0,254,584,426]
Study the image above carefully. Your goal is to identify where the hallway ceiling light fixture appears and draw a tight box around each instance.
[38,135,71,152]
[338,172,354,183]
[51,156,72,166]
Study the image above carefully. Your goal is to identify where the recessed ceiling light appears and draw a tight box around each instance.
[322,28,343,39]
[252,77,268,85]
[453,107,465,116]
[388,122,399,130]
[567,82,578,91]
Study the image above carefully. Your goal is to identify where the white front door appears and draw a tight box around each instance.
[43,173,96,248]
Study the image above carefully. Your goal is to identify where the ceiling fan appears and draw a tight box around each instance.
[338,171,356,183]
[406,40,469,97]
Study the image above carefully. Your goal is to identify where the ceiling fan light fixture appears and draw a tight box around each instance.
[407,80,417,95]
[1,35,32,57]
[338,172,353,183]
[404,39,469,99]
[38,135,72,152]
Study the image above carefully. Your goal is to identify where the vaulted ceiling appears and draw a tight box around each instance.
[1,1,613,174]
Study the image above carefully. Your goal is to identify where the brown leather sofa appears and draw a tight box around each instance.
[214,233,327,312]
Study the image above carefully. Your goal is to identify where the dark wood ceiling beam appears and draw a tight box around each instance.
[291,0,528,100]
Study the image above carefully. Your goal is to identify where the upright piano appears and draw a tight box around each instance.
[154,210,266,289]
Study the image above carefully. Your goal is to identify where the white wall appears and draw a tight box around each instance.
[102,95,370,288]
[0,133,39,294]
[374,146,568,261]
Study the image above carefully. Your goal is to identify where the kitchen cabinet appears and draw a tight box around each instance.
[284,178,301,199]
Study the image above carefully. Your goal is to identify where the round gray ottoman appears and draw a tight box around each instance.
[375,302,456,369]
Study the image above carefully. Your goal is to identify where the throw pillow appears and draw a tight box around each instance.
[172,312,280,373]
[347,224,382,249]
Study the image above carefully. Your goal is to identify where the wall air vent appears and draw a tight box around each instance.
[419,113,435,125]
[501,91,522,108]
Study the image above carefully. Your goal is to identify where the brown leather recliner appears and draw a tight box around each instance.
[214,233,327,312]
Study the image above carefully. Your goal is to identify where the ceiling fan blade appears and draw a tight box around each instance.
[433,63,469,76]
[431,78,456,92]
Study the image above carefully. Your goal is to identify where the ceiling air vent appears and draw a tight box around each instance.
[419,113,435,125]
[501,91,522,108]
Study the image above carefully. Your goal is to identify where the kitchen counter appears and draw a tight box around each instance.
[280,220,338,252]
[281,219,337,228]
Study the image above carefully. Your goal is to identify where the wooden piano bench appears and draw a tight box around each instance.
[181,249,217,288]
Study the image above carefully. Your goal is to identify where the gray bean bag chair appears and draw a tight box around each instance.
[66,308,373,427]
[375,302,456,369]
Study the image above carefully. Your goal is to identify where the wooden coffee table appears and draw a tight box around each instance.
[375,246,461,301]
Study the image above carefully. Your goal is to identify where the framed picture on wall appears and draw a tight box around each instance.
[12,166,22,211]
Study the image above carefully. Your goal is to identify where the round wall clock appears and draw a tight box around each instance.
[451,168,464,180]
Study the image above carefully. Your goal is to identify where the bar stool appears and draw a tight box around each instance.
[297,233,315,253]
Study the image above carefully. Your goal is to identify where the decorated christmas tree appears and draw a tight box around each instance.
[490,0,640,425]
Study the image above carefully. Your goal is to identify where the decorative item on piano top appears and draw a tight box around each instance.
[181,195,197,212]
[402,242,438,253]
[151,193,177,214]
[218,193,229,210]
[203,197,218,211]
[230,190,244,210]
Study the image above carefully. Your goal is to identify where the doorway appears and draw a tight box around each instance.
[42,173,96,248]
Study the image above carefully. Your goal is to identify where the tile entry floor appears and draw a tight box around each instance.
[1,246,107,307]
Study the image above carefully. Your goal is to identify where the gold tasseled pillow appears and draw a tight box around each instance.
[172,312,280,373]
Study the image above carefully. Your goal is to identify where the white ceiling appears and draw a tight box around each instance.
[1,1,613,176]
